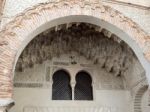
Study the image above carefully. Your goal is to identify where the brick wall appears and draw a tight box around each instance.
[1,0,150,34]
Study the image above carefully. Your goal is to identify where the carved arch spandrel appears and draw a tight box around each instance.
[0,0,150,101]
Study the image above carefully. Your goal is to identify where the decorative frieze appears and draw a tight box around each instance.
[53,62,69,66]
[14,83,43,88]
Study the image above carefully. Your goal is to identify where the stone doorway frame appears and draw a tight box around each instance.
[0,0,150,110]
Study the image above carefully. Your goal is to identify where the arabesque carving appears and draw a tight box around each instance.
[16,23,134,77]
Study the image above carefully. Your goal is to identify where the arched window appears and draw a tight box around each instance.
[52,70,72,100]
[75,71,93,100]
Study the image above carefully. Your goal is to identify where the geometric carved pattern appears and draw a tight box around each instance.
[14,83,43,88]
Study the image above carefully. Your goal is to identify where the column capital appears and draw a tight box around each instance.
[71,82,76,87]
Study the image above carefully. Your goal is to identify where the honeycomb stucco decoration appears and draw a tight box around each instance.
[0,0,150,100]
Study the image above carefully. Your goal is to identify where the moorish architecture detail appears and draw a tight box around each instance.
[0,0,150,112]
[15,23,134,77]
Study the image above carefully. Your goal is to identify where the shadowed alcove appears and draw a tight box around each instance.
[75,71,93,100]
[52,70,72,100]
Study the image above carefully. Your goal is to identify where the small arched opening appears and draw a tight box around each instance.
[75,71,93,100]
[52,70,72,100]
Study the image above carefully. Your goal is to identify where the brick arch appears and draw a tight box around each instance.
[0,0,150,105]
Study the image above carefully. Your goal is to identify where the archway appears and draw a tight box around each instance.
[0,0,150,108]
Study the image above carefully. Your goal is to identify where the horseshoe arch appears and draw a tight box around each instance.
[0,0,150,106]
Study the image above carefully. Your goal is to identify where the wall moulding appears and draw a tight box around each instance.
[0,0,150,105]
[102,0,150,10]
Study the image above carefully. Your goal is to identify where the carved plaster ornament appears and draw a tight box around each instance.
[102,29,112,38]
[111,34,122,43]
[15,23,135,77]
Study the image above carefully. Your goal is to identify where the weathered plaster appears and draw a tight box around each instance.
[0,0,150,107]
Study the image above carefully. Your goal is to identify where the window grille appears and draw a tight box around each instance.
[52,70,72,100]
[75,71,93,100]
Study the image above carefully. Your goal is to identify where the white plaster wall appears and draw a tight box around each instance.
[1,0,150,34]
[123,58,146,89]
[95,90,131,112]
[9,88,131,112]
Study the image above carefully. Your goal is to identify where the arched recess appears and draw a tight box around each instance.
[75,71,93,100]
[0,0,150,105]
[52,70,72,100]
